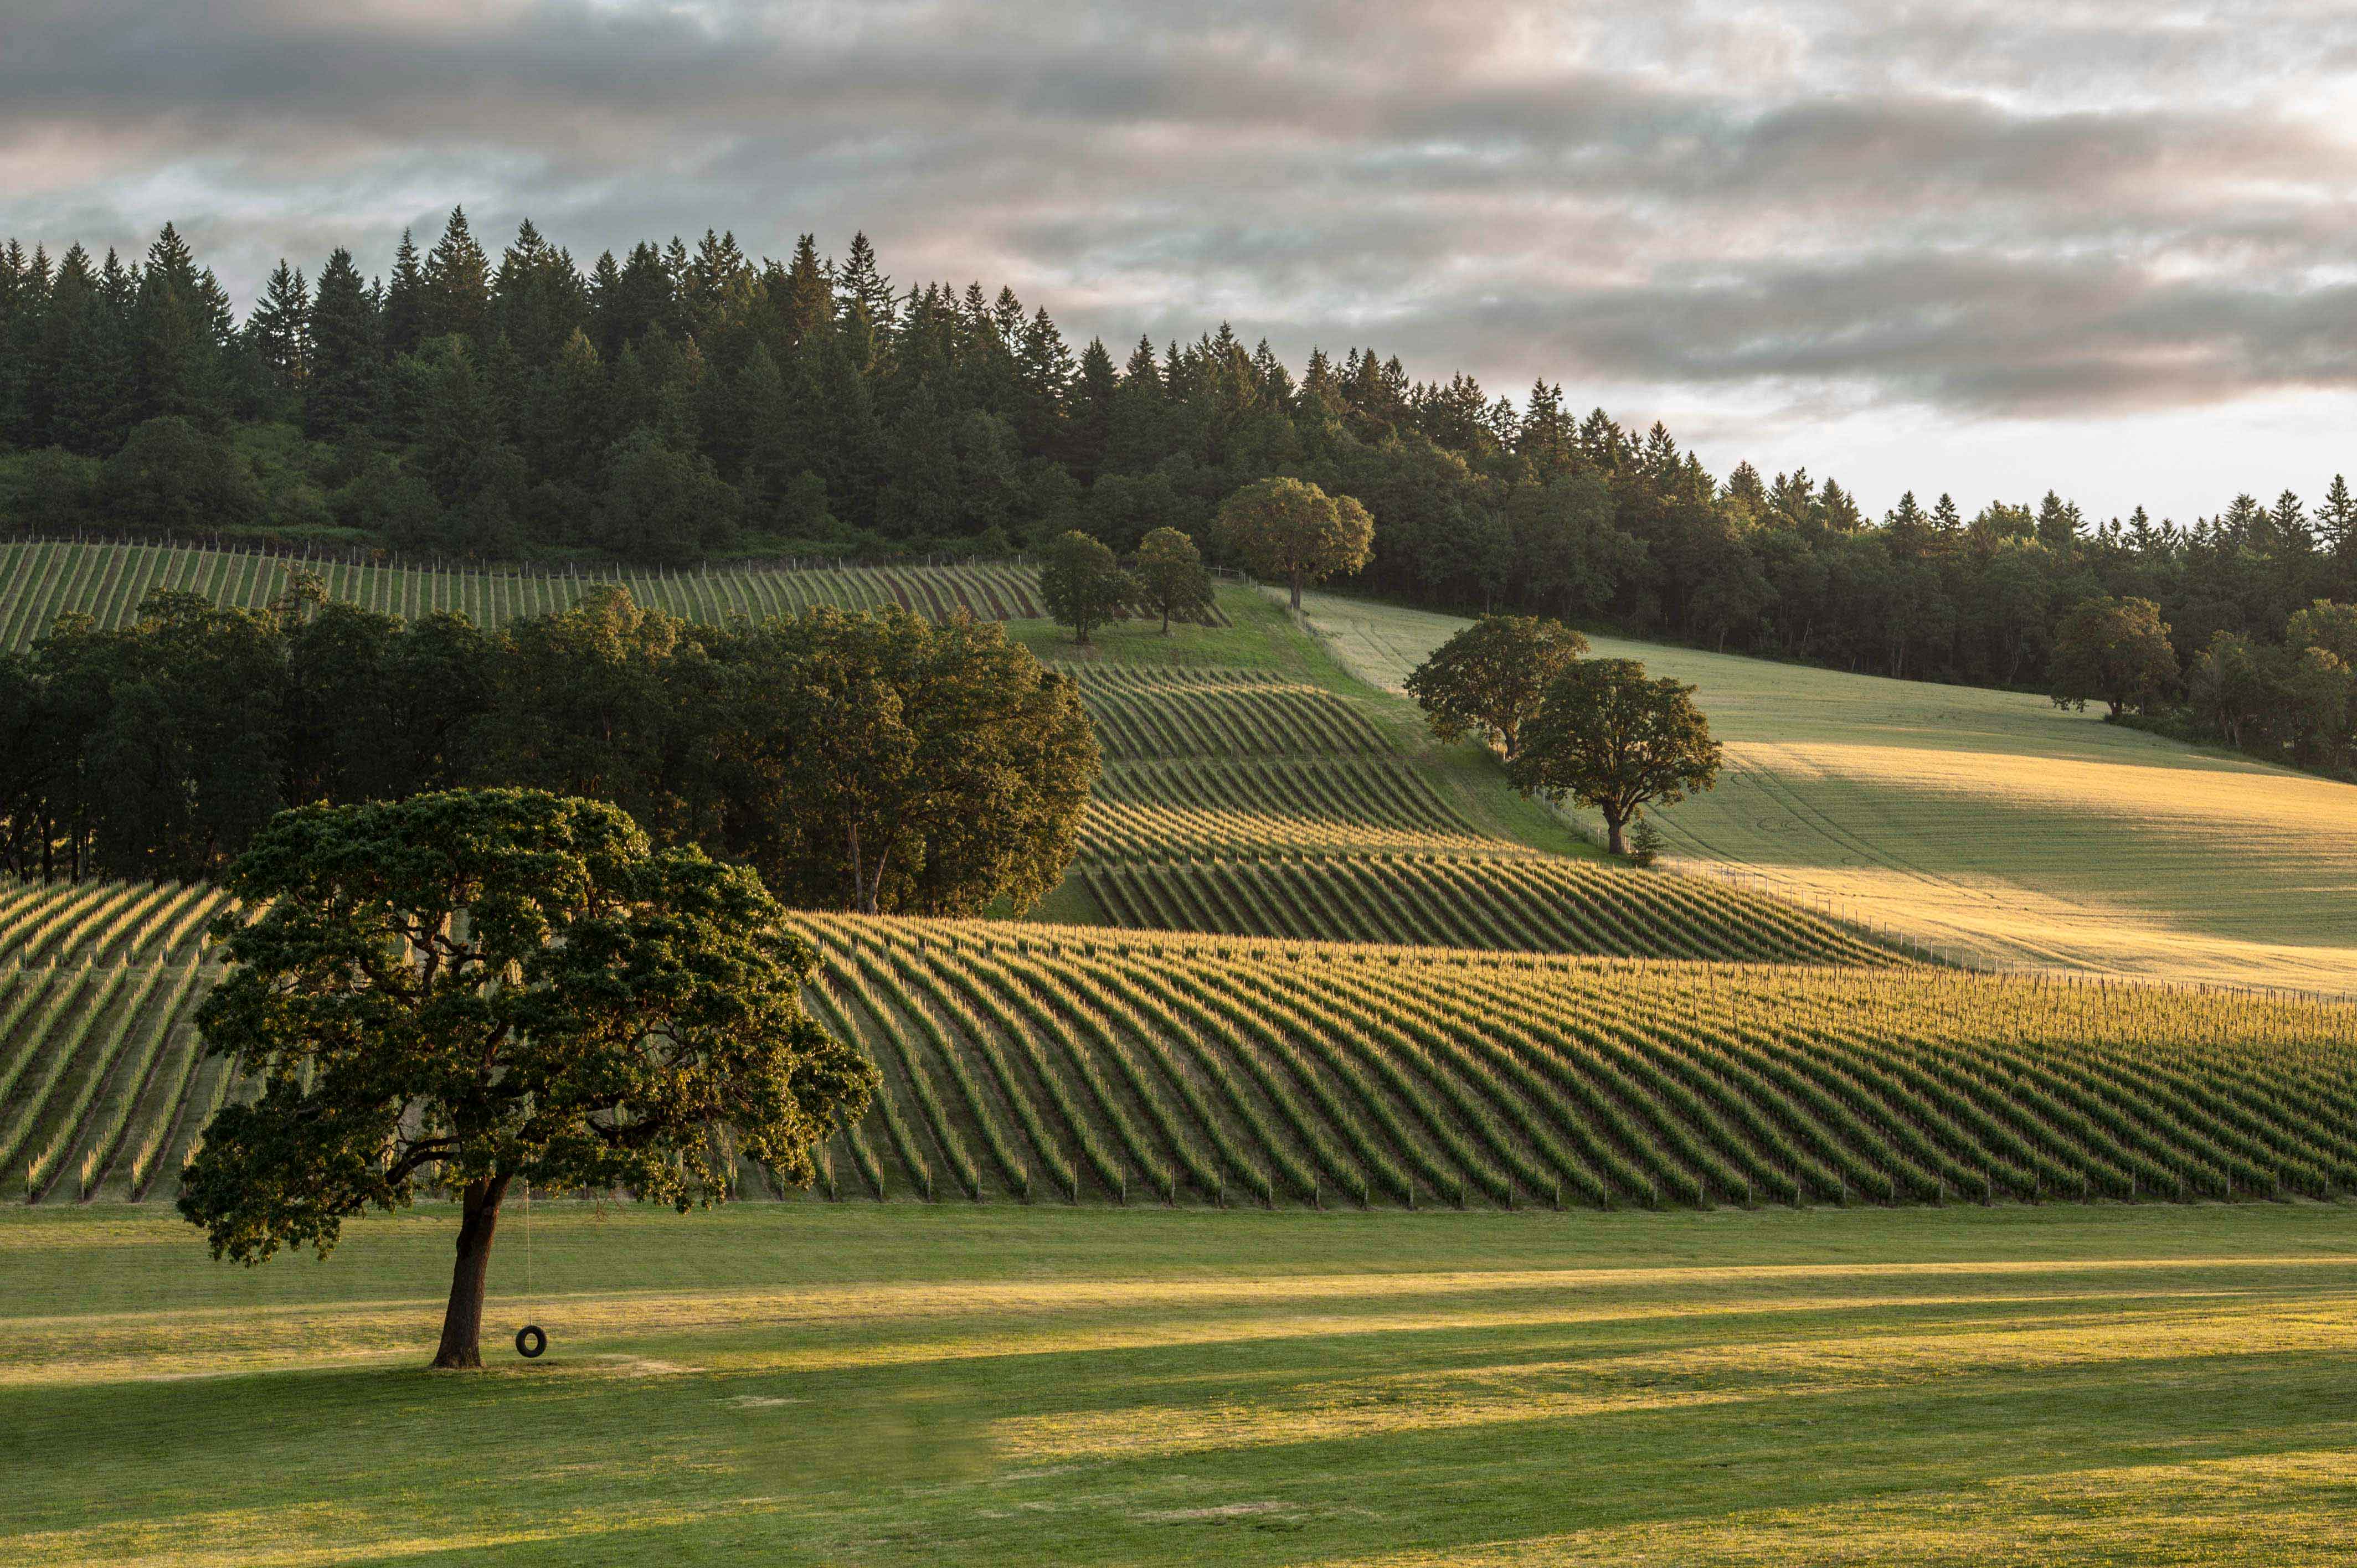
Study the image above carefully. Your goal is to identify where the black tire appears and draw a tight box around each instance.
[515,1324,547,1359]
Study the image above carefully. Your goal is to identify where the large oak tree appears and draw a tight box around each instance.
[1509,658,1721,857]
[178,789,877,1369]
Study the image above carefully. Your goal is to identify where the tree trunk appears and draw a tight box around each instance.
[1604,811,1628,857]
[1289,572,1303,611]
[431,1174,512,1369]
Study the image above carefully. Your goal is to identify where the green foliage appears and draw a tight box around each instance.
[1627,817,1665,866]
[177,789,877,1361]
[2050,596,2180,718]
[1511,658,1721,855]
[1214,477,1375,610]
[1036,529,1133,644]
[1131,526,1212,635]
[1404,613,1589,761]
[720,605,1100,915]
[98,417,263,533]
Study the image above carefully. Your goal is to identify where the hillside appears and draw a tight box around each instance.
[0,538,1052,649]
[1299,591,2357,994]
[1017,589,1892,962]
[8,875,2356,1210]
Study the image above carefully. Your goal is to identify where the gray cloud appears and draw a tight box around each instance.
[7,0,2357,489]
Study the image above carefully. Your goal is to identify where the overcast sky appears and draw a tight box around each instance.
[7,0,2357,520]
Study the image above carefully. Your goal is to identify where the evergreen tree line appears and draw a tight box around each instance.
[0,576,1096,900]
[2,212,2354,764]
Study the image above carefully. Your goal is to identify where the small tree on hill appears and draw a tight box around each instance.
[1132,526,1212,634]
[1510,659,1721,857]
[1404,614,1589,763]
[1038,529,1133,644]
[1214,476,1373,610]
[178,789,877,1370]
[2049,595,2179,718]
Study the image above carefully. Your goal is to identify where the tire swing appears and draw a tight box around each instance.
[514,1176,547,1359]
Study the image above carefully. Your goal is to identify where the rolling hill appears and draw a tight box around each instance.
[1296,591,2357,994]
[7,874,2356,1210]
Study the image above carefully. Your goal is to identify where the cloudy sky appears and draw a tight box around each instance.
[7,0,2357,519]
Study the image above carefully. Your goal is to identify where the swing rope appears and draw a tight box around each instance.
[513,1175,547,1359]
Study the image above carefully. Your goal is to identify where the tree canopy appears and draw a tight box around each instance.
[1404,614,1590,762]
[178,788,877,1367]
[1509,658,1721,856]
[1037,529,1133,644]
[2050,596,2179,718]
[1131,525,1212,634]
[1213,477,1375,610]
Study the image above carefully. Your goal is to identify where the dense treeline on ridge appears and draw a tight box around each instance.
[2,213,2354,772]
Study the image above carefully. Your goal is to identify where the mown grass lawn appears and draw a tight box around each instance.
[4,1201,2354,1565]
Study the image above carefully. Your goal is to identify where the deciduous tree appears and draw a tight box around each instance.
[2049,596,2179,718]
[1131,526,1211,634]
[179,789,877,1369]
[1509,658,1721,856]
[1038,529,1133,644]
[1213,476,1373,610]
[1404,615,1589,762]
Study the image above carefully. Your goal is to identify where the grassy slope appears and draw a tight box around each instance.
[1297,591,2357,993]
[4,1202,2354,1567]
[1011,584,1600,933]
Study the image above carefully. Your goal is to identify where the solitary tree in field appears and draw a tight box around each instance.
[1131,526,1212,634]
[2048,596,2179,718]
[1404,615,1589,763]
[1213,477,1373,611]
[178,790,877,1370]
[1510,659,1721,857]
[1037,529,1134,644]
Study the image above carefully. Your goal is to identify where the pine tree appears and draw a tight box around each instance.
[835,232,894,337]
[1067,336,1118,481]
[382,229,428,358]
[422,208,493,347]
[246,260,312,400]
[494,219,586,369]
[305,247,380,441]
[132,223,224,426]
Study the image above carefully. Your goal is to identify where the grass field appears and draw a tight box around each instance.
[0,539,1052,648]
[4,1201,2354,1566]
[1295,591,2357,994]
